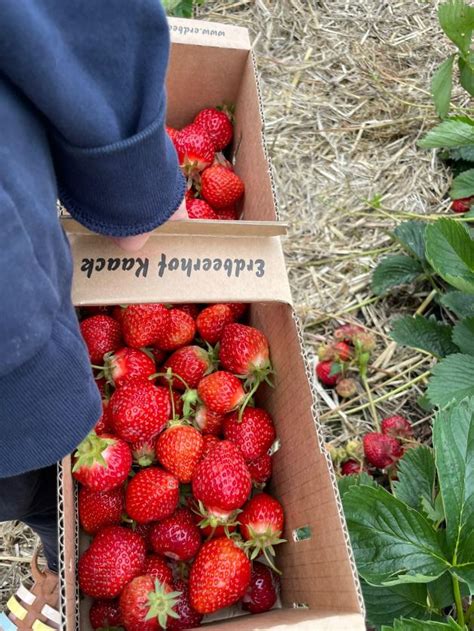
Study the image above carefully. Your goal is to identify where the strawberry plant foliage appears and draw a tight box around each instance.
[390,315,457,359]
[163,0,205,18]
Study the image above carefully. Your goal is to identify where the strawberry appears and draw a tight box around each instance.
[223,408,276,462]
[247,453,273,485]
[239,493,285,569]
[111,305,125,326]
[381,415,413,439]
[156,424,204,483]
[173,303,200,320]
[80,315,122,363]
[363,432,403,469]
[186,198,219,220]
[242,561,280,614]
[89,599,122,629]
[94,400,113,436]
[167,579,203,630]
[197,371,245,415]
[192,440,251,515]
[134,523,154,551]
[72,432,132,492]
[130,438,157,467]
[151,345,168,366]
[120,575,181,631]
[95,377,108,398]
[175,124,215,173]
[200,165,244,209]
[78,526,146,599]
[154,308,196,352]
[110,379,170,443]
[225,303,248,320]
[163,345,214,391]
[334,324,364,343]
[194,107,233,151]
[79,486,124,535]
[102,347,156,387]
[166,125,180,147]
[189,537,251,614]
[185,496,236,540]
[125,467,179,524]
[219,323,271,380]
[196,304,235,345]
[122,303,169,348]
[316,361,340,387]
[451,196,473,213]
[333,341,352,361]
[194,405,224,436]
[143,555,174,586]
[341,459,363,476]
[201,434,220,459]
[215,204,239,220]
[150,508,202,561]
[336,377,358,398]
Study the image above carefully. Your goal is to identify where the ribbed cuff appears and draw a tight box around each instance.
[51,111,186,237]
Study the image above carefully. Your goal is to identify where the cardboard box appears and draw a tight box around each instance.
[57,17,365,630]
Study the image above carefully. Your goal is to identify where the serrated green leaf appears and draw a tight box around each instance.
[343,485,450,586]
[390,315,456,359]
[361,580,431,628]
[393,446,437,514]
[450,167,474,199]
[428,353,474,406]
[419,118,474,149]
[432,55,455,118]
[438,0,474,54]
[447,144,474,161]
[440,290,474,317]
[425,219,474,293]
[372,255,424,296]
[451,563,474,590]
[459,52,474,97]
[452,317,474,355]
[163,0,204,17]
[338,473,377,499]
[382,618,464,631]
[418,393,436,412]
[421,494,445,525]
[393,221,427,262]
[433,398,474,567]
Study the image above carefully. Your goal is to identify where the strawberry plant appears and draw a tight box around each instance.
[339,397,474,630]
[163,0,205,18]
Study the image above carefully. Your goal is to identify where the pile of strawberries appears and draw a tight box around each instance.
[74,302,283,630]
[167,106,245,220]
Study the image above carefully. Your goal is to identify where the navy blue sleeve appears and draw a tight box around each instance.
[0,0,185,236]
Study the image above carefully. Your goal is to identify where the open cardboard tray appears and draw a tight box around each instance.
[58,219,365,630]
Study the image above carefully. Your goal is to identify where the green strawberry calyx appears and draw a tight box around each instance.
[145,580,182,627]
[243,524,286,574]
[72,432,115,472]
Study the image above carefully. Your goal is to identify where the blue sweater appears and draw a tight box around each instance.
[0,1,185,478]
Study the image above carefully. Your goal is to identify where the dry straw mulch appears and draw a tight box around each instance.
[0,0,460,609]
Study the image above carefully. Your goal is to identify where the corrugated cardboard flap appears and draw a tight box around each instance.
[168,16,250,49]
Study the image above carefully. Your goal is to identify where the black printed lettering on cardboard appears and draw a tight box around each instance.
[154,254,266,280]
[169,24,226,38]
[80,257,149,279]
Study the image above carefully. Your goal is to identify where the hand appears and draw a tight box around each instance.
[111,198,188,252]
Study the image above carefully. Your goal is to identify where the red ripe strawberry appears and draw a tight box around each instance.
[194,405,224,436]
[201,434,220,459]
[173,303,200,320]
[72,432,132,492]
[125,467,179,524]
[156,424,204,483]
[78,526,146,599]
[79,486,124,535]
[215,204,239,220]
[166,125,180,147]
[94,400,113,435]
[239,493,285,568]
[110,379,170,443]
[242,562,280,614]
[111,305,124,326]
[341,459,363,476]
[192,440,251,514]
[122,303,169,348]
[452,196,473,213]
[200,165,245,209]
[333,341,352,361]
[194,107,233,151]
[175,123,215,173]
[80,315,122,363]
[197,371,245,415]
[163,346,214,391]
[134,523,153,551]
[381,415,413,439]
[186,198,219,220]
[219,323,271,378]
[226,303,248,320]
[363,432,403,469]
[316,361,340,387]
[104,347,156,387]
[247,453,273,485]
[143,555,173,586]
[150,508,202,561]
[189,537,251,614]
[196,304,235,345]
[185,496,236,540]
[223,408,276,462]
[120,575,181,631]
[154,308,196,352]
[130,438,157,467]
[167,579,203,630]
[89,599,122,629]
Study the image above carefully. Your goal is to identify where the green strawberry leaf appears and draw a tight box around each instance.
[372,255,424,296]
[452,317,474,355]
[447,144,474,161]
[393,446,437,514]
[440,291,474,317]
[425,219,474,293]
[451,563,474,591]
[450,167,474,199]
[421,494,445,526]
[433,398,474,566]
[162,0,205,17]
[427,570,470,609]
[343,485,450,586]
[431,55,455,119]
[382,617,465,630]
[337,471,377,498]
[427,353,474,406]
[419,117,474,149]
[361,579,433,628]
[438,0,474,54]
[393,221,427,263]
[459,52,474,97]
[390,315,457,359]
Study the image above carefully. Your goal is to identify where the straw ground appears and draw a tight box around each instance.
[0,0,458,610]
